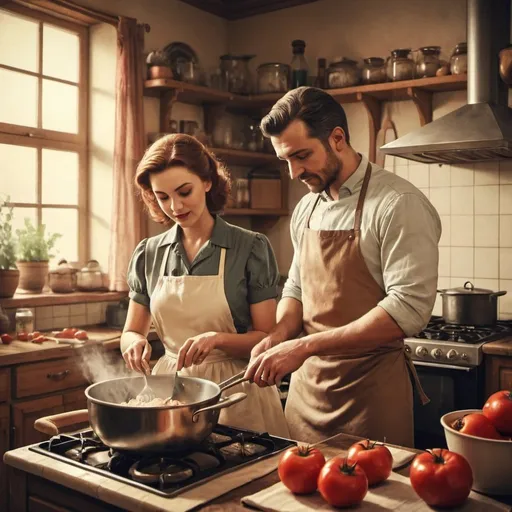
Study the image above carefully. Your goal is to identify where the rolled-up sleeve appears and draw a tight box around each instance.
[246,234,279,304]
[282,205,303,302]
[127,238,150,307]
[377,193,441,336]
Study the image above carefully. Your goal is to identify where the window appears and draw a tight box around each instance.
[0,5,88,263]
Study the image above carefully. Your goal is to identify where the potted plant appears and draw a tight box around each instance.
[0,197,19,298]
[16,218,61,294]
[146,50,173,79]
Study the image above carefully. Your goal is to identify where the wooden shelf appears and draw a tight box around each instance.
[145,74,467,108]
[223,208,288,216]
[211,147,279,166]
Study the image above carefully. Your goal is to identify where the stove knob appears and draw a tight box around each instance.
[404,344,412,355]
[461,353,469,361]
[447,349,459,360]
[416,346,428,357]
[431,348,443,359]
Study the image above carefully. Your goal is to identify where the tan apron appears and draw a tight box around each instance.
[285,162,427,447]
[150,245,290,438]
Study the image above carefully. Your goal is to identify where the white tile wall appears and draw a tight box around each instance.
[393,159,512,318]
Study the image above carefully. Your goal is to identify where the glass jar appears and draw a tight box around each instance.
[257,63,290,94]
[326,58,360,88]
[450,42,468,75]
[416,46,441,78]
[219,54,254,95]
[361,57,387,84]
[388,48,415,81]
[16,308,34,337]
[290,39,309,88]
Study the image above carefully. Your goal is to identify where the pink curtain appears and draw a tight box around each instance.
[108,17,148,291]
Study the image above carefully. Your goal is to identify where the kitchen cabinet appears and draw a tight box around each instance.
[1,404,10,512]
[485,354,512,397]
[145,74,467,166]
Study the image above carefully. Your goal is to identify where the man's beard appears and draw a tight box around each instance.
[300,147,341,194]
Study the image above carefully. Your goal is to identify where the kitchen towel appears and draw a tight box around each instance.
[241,471,511,512]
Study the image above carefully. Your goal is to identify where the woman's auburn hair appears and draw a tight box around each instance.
[135,133,232,224]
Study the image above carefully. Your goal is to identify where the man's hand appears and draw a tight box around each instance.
[250,336,275,359]
[177,331,218,370]
[245,338,310,387]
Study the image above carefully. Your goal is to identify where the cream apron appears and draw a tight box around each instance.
[285,162,428,447]
[150,245,290,438]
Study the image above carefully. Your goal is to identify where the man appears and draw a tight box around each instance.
[245,87,441,447]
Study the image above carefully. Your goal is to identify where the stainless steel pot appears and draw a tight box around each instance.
[437,281,507,326]
[34,373,248,453]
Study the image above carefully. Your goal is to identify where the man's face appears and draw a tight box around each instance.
[271,119,342,193]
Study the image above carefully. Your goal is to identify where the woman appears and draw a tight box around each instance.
[121,133,289,437]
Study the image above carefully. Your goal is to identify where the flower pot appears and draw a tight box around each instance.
[0,269,20,298]
[16,261,49,294]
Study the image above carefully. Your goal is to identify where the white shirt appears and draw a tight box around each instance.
[282,155,442,337]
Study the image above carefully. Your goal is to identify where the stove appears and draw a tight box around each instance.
[29,424,295,497]
[405,316,512,367]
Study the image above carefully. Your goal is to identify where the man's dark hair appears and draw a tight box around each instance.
[260,86,350,144]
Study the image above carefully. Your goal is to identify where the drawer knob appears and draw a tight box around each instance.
[47,370,70,381]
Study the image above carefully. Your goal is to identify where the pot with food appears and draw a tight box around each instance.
[34,373,248,453]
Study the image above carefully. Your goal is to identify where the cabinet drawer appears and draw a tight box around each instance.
[15,358,88,399]
[0,368,9,403]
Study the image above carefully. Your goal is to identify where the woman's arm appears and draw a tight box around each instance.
[121,300,153,373]
[177,298,277,369]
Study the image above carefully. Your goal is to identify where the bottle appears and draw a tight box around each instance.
[290,39,309,88]
[314,58,327,88]
[15,308,34,337]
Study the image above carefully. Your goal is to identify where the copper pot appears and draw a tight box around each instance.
[499,47,512,86]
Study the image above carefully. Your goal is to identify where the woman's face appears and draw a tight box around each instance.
[150,166,211,227]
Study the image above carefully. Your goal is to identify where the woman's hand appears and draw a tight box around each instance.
[177,331,218,370]
[122,337,152,374]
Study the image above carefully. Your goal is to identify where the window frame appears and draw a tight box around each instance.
[0,3,89,263]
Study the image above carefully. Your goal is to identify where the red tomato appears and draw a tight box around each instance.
[74,330,88,340]
[60,328,75,338]
[0,334,13,344]
[31,331,41,338]
[451,412,503,440]
[483,390,512,436]
[31,335,45,344]
[17,332,29,341]
[318,457,368,508]
[68,327,80,335]
[410,449,473,508]
[347,439,393,485]
[277,445,325,494]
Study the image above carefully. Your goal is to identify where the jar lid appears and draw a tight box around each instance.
[419,46,441,55]
[50,258,77,275]
[258,62,290,70]
[438,281,495,295]
[391,48,411,58]
[81,259,102,274]
[330,57,358,67]
[453,42,467,54]
[363,57,385,66]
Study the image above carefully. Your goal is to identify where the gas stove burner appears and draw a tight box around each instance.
[30,425,296,498]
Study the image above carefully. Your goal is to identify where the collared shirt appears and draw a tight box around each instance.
[127,216,279,333]
[282,155,442,337]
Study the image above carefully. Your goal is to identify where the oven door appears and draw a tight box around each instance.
[413,361,485,450]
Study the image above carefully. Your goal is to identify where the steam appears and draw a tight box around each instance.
[78,347,141,404]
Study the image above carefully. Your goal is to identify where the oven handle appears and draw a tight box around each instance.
[412,361,475,371]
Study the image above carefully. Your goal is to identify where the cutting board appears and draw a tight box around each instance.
[46,328,121,346]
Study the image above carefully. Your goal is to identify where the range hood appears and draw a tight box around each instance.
[381,0,512,164]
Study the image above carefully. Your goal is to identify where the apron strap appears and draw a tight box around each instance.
[217,247,227,278]
[159,244,172,277]
[353,161,373,233]
[404,351,430,405]
[306,195,322,229]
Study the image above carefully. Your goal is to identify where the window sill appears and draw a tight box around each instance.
[0,290,128,309]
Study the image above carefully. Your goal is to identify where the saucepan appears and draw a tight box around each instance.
[34,371,249,453]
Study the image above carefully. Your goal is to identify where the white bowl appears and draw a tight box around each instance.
[441,409,512,496]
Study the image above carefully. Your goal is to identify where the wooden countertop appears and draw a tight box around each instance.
[0,326,160,366]
[4,432,511,512]
[483,337,512,357]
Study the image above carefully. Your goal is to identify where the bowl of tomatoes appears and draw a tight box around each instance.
[441,391,512,496]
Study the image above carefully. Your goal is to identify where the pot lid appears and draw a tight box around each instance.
[49,259,77,275]
[438,281,495,295]
[80,259,102,274]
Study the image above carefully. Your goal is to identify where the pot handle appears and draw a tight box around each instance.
[192,392,247,423]
[34,409,89,436]
[491,290,507,297]
[218,369,250,392]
